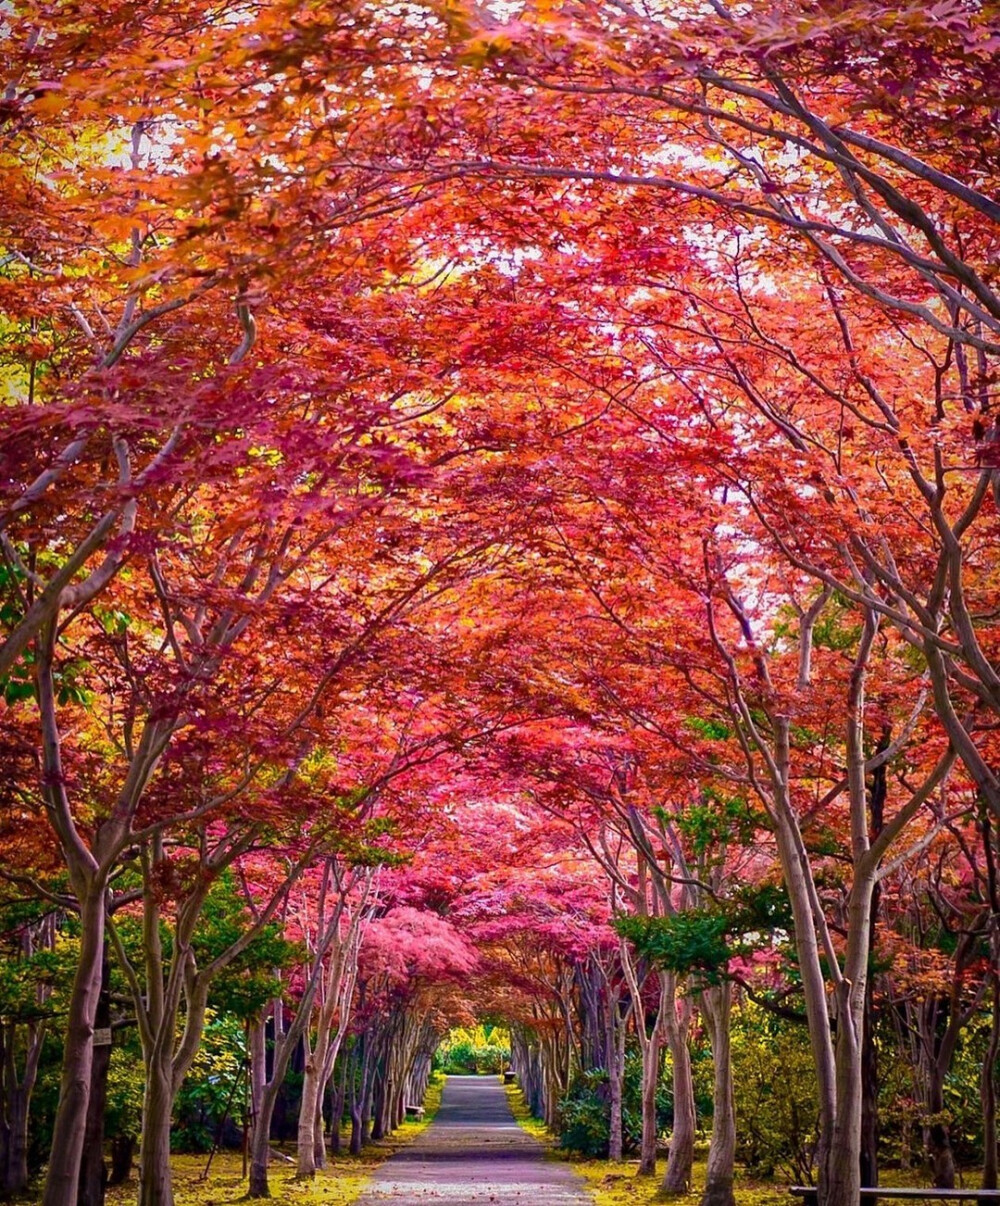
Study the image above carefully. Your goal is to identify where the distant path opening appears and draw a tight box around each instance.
[357,1074,592,1203]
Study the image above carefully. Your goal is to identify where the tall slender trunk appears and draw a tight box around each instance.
[700,983,735,1206]
[370,1061,386,1142]
[248,1089,276,1199]
[982,814,999,1190]
[607,1005,626,1163]
[1,1010,45,1197]
[662,1004,695,1194]
[2,1064,33,1197]
[620,949,668,1178]
[296,1016,323,1179]
[349,1102,363,1157]
[818,849,879,1206]
[638,1031,661,1176]
[859,992,879,1189]
[861,735,887,1190]
[313,1092,326,1169]
[43,890,106,1206]
[820,982,865,1206]
[926,1067,957,1188]
[983,967,1000,1189]
[330,1058,346,1157]
[249,1024,306,1198]
[249,979,327,1198]
[4,1090,29,1198]
[78,949,112,1206]
[772,810,838,1191]
[137,1060,174,1206]
[249,1018,266,1126]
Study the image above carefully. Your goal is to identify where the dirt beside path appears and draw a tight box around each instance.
[356,1075,592,1204]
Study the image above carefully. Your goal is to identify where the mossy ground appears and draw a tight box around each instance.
[101,1077,444,1206]
[503,1082,788,1206]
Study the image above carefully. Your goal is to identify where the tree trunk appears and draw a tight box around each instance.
[861,740,886,1190]
[313,1091,326,1170]
[638,1032,660,1176]
[0,1012,44,1198]
[137,1061,175,1206]
[662,1014,695,1194]
[983,974,999,1191]
[370,1066,386,1142]
[349,1101,363,1157]
[77,1058,110,1206]
[700,983,735,1206]
[330,1061,346,1157]
[248,1108,274,1200]
[248,1058,289,1198]
[927,1068,957,1188]
[296,1038,324,1179]
[249,1018,266,1127]
[249,996,321,1199]
[608,1015,625,1163]
[819,880,874,1206]
[4,1085,30,1196]
[108,1137,135,1187]
[860,983,879,1190]
[78,951,112,1206]
[982,814,999,1190]
[43,890,106,1206]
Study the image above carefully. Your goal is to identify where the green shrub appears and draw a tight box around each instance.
[730,1003,818,1182]
[173,1011,246,1152]
[437,1025,510,1075]
[558,1070,613,1158]
[556,1057,672,1158]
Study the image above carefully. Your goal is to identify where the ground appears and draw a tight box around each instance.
[102,1078,444,1206]
[357,1074,590,1204]
[502,1083,789,1206]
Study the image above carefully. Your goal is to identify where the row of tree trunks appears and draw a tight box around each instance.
[0,913,53,1197]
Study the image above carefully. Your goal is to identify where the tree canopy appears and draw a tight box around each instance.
[2,4,1000,1206]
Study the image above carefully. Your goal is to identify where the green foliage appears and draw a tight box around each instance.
[106,1037,145,1144]
[0,560,94,704]
[557,1069,617,1158]
[729,883,794,933]
[683,716,731,741]
[109,872,300,1022]
[556,1055,672,1158]
[616,884,793,985]
[436,1024,510,1074]
[772,591,860,655]
[730,1003,818,1182]
[194,880,299,1019]
[174,1010,246,1152]
[617,912,730,981]
[667,792,765,857]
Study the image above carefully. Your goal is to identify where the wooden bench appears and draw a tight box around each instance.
[791,1188,1000,1205]
[404,1103,425,1119]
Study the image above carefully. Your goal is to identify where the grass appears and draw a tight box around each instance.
[503,1082,788,1206]
[103,1076,445,1206]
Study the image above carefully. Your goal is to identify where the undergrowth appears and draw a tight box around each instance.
[503,1081,787,1206]
[101,1075,445,1206]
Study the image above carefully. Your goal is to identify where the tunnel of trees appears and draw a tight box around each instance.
[2,3,1000,1206]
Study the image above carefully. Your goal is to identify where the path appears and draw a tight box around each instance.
[356,1075,593,1204]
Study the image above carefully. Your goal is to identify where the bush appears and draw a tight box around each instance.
[558,1070,613,1158]
[556,1056,672,1158]
[730,1002,819,1182]
[173,1011,246,1152]
[437,1025,510,1075]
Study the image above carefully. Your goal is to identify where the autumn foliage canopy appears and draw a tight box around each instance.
[2,2,1000,1206]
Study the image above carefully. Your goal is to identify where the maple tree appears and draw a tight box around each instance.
[4,2,1000,1206]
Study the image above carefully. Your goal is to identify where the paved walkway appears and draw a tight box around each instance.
[357,1075,592,1204]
